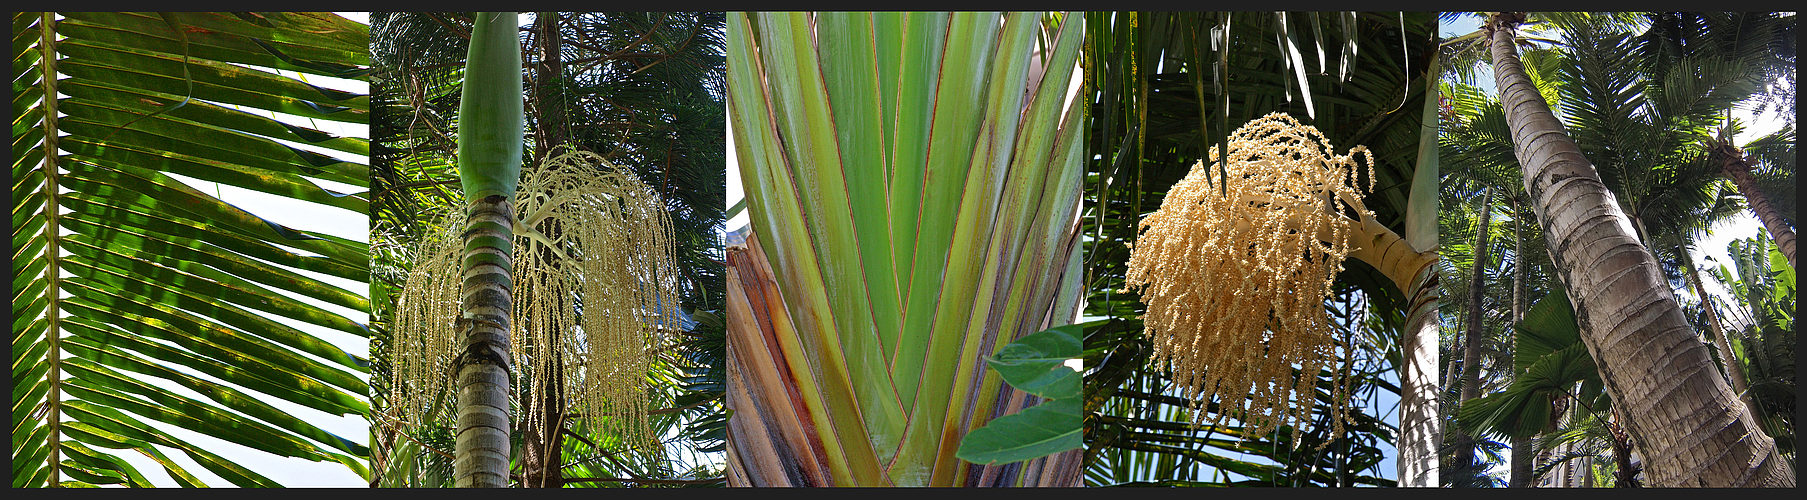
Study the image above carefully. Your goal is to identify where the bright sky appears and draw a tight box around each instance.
[88,12,373,487]
[1439,14,1786,483]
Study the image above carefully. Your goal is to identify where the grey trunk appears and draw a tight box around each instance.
[1487,12,1792,487]
[1509,196,1535,488]
[1682,249,1754,411]
[454,195,516,487]
[1453,188,1494,472]
[1718,147,1796,268]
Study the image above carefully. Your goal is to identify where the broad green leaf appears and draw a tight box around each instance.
[954,398,1081,465]
[985,324,1081,401]
[1513,286,1580,373]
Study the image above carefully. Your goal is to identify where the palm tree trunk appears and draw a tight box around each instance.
[1681,249,1753,411]
[1607,409,1640,487]
[454,196,517,488]
[1399,278,1442,488]
[1508,196,1535,488]
[1453,188,1494,472]
[452,12,523,488]
[532,12,567,156]
[1508,435,1534,487]
[1717,147,1795,268]
[1442,326,1462,393]
[521,11,565,489]
[1398,63,1445,487]
[1486,12,1792,487]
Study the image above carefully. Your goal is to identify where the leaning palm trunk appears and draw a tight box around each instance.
[451,12,523,488]
[1716,146,1796,268]
[1486,12,1792,487]
[723,12,1085,486]
[1452,188,1493,473]
[1682,250,1753,411]
[1508,195,1536,489]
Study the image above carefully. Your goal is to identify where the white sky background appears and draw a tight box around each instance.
[86,12,373,487]
[1440,14,1784,483]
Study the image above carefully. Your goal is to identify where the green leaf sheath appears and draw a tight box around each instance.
[456,12,523,201]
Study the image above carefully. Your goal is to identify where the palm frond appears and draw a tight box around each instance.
[14,12,370,487]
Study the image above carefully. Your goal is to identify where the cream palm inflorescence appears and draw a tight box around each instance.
[394,148,682,450]
[1123,112,1373,445]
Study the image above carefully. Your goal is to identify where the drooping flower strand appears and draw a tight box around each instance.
[393,147,682,452]
[513,148,681,451]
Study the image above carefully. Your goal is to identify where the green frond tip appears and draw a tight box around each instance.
[456,12,524,200]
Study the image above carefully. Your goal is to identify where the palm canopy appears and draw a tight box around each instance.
[367,12,727,486]
[1081,11,1437,487]
[13,12,371,487]
[1443,12,1793,249]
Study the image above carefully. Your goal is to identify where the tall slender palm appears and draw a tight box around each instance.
[1450,187,1494,474]
[12,12,372,487]
[370,12,729,487]
[1504,195,1534,488]
[1680,248,1752,410]
[1482,12,1791,487]
[446,12,522,488]
[1435,166,1521,487]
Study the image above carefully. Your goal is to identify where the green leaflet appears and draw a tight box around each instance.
[985,324,1082,401]
[954,323,1084,465]
[955,398,1082,466]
